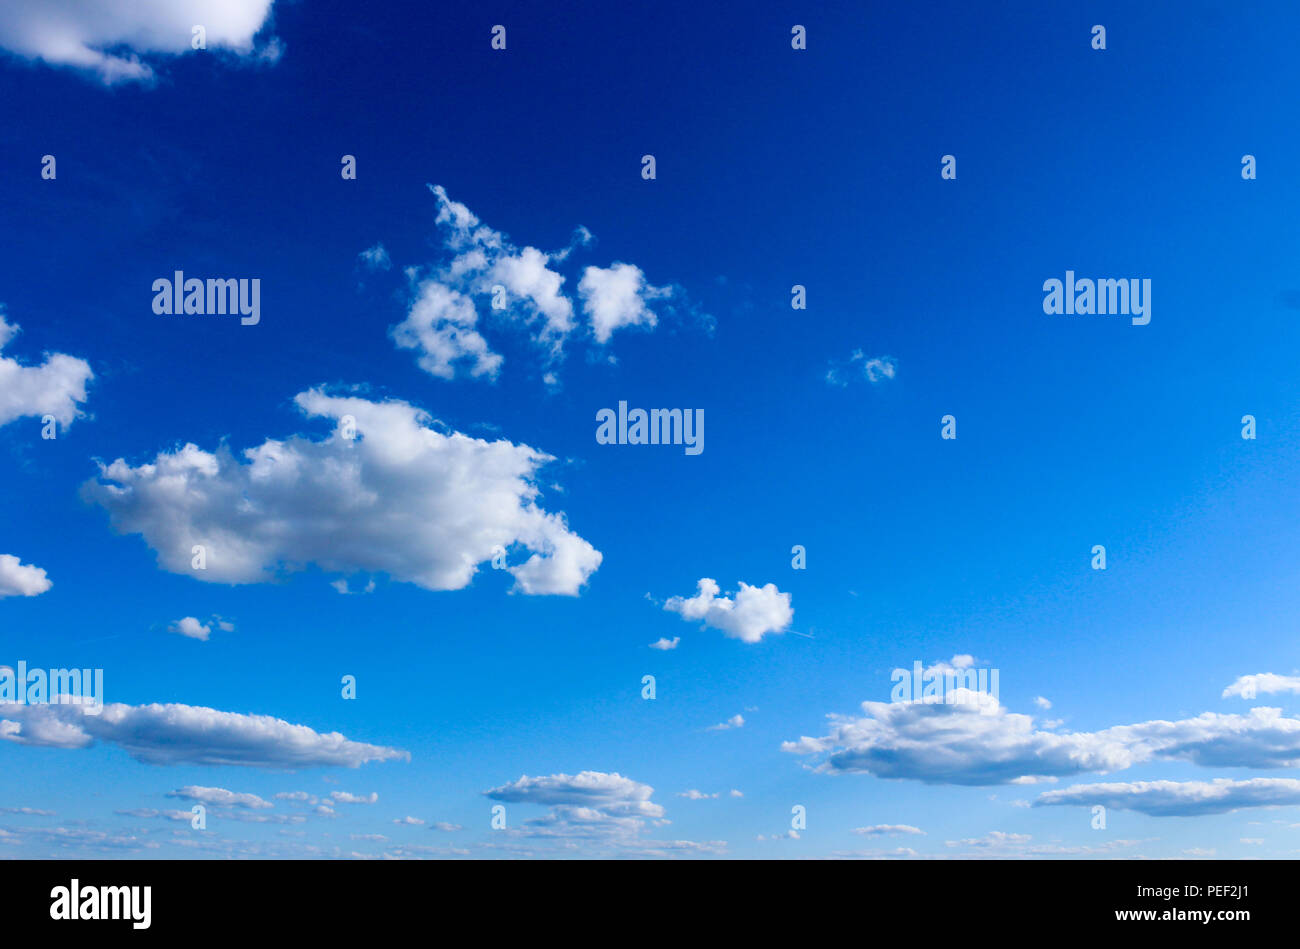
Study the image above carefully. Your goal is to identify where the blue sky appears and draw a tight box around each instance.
[1,0,1299,858]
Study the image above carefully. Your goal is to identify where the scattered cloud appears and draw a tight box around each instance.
[0,313,92,430]
[665,578,793,643]
[0,700,409,768]
[0,554,51,598]
[784,695,1300,785]
[708,714,745,731]
[382,186,699,382]
[167,616,212,641]
[826,350,897,387]
[854,824,926,837]
[166,786,271,809]
[1036,778,1300,817]
[329,791,378,805]
[358,244,391,272]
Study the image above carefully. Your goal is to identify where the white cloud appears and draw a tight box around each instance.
[83,388,600,596]
[946,831,1031,849]
[678,790,717,800]
[854,824,926,837]
[390,281,502,380]
[0,0,279,84]
[387,185,575,379]
[168,616,211,641]
[0,313,92,429]
[862,357,897,383]
[382,186,695,381]
[482,770,684,849]
[578,262,672,344]
[116,808,191,822]
[0,554,51,598]
[0,700,408,768]
[485,771,663,818]
[358,244,391,272]
[1035,778,1300,817]
[392,816,424,826]
[784,696,1300,785]
[329,791,378,805]
[665,578,793,643]
[1223,673,1300,698]
[431,821,462,832]
[166,786,271,809]
[649,636,679,651]
[275,791,316,804]
[492,246,575,346]
[1034,696,1052,710]
[826,350,897,388]
[708,714,745,731]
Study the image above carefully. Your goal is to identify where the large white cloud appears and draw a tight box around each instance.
[82,388,601,595]
[0,554,51,598]
[0,700,408,768]
[784,695,1300,785]
[665,578,793,643]
[1035,778,1300,817]
[0,314,92,429]
[0,0,279,84]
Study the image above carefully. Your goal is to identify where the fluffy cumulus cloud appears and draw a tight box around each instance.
[665,578,793,643]
[578,262,673,344]
[483,771,684,847]
[391,281,502,381]
[82,388,601,595]
[168,616,211,640]
[0,0,279,84]
[784,695,1300,786]
[0,700,408,768]
[385,186,692,381]
[1035,778,1300,817]
[1223,673,1300,699]
[0,314,92,430]
[485,771,663,817]
[0,554,51,598]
